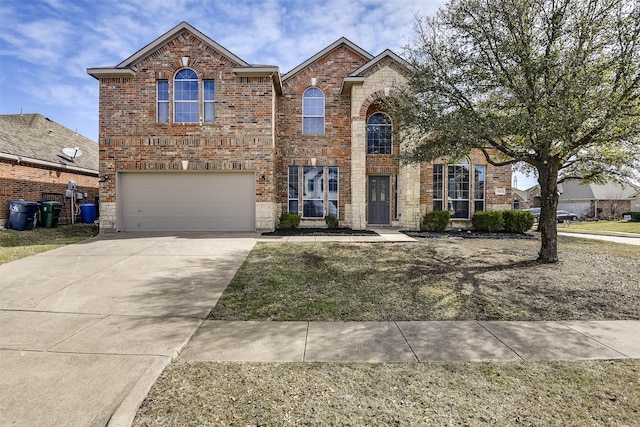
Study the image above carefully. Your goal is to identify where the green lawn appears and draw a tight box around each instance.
[0,224,99,264]
[558,220,640,237]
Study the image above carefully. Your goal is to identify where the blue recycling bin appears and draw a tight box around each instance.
[80,203,97,223]
[6,200,40,231]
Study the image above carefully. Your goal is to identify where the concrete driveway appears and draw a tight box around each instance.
[0,232,256,427]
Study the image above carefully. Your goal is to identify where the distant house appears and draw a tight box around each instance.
[512,185,541,210]
[0,114,99,226]
[558,179,638,220]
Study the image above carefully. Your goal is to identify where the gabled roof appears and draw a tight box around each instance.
[559,179,637,201]
[87,21,252,78]
[282,37,373,81]
[512,188,529,200]
[116,21,249,69]
[340,49,410,94]
[0,114,98,174]
[87,22,282,93]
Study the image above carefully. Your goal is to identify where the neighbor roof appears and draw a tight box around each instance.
[559,179,637,201]
[0,114,98,174]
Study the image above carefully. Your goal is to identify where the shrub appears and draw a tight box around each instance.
[278,213,300,229]
[503,210,535,233]
[472,211,503,232]
[325,215,339,228]
[621,212,640,222]
[421,211,451,232]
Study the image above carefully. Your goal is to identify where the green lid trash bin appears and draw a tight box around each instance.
[41,201,63,228]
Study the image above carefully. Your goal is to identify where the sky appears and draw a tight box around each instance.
[0,0,538,189]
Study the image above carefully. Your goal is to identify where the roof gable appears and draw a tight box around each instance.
[282,37,373,81]
[0,114,98,172]
[118,21,249,68]
[348,49,410,77]
[340,49,410,94]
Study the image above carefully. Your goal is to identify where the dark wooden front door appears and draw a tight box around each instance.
[368,176,390,225]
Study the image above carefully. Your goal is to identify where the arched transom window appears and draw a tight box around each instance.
[367,112,392,154]
[174,69,199,123]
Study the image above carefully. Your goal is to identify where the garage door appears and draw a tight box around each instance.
[119,172,255,231]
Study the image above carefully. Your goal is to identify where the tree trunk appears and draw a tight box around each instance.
[537,163,560,263]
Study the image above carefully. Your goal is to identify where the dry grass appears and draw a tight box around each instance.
[209,236,640,321]
[134,360,640,426]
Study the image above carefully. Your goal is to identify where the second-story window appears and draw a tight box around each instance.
[302,87,324,135]
[174,69,198,123]
[203,79,215,123]
[157,80,168,123]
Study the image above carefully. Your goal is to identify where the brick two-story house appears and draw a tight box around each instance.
[88,22,511,232]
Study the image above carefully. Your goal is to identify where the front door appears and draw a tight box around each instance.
[368,176,390,225]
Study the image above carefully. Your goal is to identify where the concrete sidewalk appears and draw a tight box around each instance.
[180,320,640,363]
[558,231,640,245]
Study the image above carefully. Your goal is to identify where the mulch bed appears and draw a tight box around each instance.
[262,227,537,239]
[404,230,539,240]
[261,227,379,236]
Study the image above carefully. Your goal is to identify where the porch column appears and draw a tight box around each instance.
[350,118,367,229]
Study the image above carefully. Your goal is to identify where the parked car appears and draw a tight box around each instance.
[523,208,541,222]
[556,210,578,222]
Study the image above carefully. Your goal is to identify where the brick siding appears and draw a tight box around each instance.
[1,160,98,224]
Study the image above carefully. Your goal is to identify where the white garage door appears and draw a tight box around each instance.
[119,172,255,231]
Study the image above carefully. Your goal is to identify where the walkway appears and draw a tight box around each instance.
[180,320,640,363]
[558,232,640,245]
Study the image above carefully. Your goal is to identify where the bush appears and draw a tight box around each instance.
[421,211,451,232]
[503,210,535,233]
[278,213,300,229]
[325,215,339,228]
[472,211,503,232]
[621,212,640,222]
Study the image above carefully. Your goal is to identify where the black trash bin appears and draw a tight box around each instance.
[6,200,40,231]
[41,201,63,228]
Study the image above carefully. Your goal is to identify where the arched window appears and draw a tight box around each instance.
[302,87,324,135]
[174,69,198,123]
[367,112,392,154]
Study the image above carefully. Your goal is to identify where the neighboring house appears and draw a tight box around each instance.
[512,185,541,210]
[0,114,99,226]
[87,22,512,232]
[632,189,640,212]
[558,179,638,220]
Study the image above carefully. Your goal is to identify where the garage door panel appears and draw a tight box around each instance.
[120,172,255,231]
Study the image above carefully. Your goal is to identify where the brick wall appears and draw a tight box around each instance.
[97,29,278,230]
[0,160,98,224]
[276,45,368,221]
[99,31,274,202]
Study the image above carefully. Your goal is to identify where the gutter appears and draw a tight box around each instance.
[0,152,99,176]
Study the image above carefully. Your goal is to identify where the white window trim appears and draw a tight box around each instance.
[157,80,168,123]
[174,68,199,123]
[302,87,325,135]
